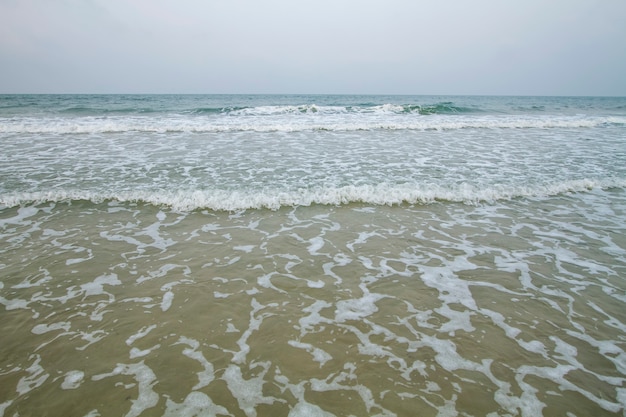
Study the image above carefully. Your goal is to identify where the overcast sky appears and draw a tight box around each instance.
[1,0,625,95]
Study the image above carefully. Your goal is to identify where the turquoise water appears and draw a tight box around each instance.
[1,95,626,416]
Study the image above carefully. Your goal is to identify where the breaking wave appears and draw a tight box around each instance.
[1,115,623,134]
[2,179,624,212]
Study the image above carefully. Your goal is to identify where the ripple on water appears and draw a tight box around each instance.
[0,191,625,415]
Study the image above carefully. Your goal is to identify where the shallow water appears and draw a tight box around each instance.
[1,188,625,416]
[2,94,626,416]
[3,95,626,211]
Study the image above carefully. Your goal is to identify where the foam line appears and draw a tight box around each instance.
[1,115,624,134]
[3,178,625,211]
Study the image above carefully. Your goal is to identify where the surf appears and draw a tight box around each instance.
[2,178,624,212]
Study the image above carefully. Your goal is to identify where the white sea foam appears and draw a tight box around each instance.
[308,363,383,414]
[223,363,279,417]
[234,245,255,253]
[0,205,39,226]
[61,370,85,390]
[16,355,49,396]
[75,330,107,351]
[307,236,325,255]
[174,337,215,390]
[233,299,276,364]
[129,345,160,359]
[12,268,52,289]
[287,341,333,366]
[31,322,71,335]
[126,324,157,346]
[161,291,174,312]
[335,292,384,323]
[80,273,121,298]
[229,104,347,116]
[0,401,13,417]
[163,392,231,417]
[288,402,335,417]
[92,362,159,417]
[2,178,624,211]
[1,114,623,134]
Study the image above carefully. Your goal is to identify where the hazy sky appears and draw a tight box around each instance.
[1,0,625,95]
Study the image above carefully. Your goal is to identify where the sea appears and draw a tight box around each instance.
[1,94,625,417]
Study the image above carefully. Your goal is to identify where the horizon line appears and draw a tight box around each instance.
[1,92,625,98]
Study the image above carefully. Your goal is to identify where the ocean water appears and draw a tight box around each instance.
[1,94,625,416]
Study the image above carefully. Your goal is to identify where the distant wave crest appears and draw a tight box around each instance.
[51,102,479,117]
[227,102,478,116]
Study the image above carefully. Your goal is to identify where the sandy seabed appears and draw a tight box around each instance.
[1,190,626,416]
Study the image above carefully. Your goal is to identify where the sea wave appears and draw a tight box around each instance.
[2,179,624,212]
[226,102,478,116]
[0,101,479,118]
[228,104,348,116]
[1,115,623,134]
[189,106,246,115]
[59,106,162,115]
[403,102,478,114]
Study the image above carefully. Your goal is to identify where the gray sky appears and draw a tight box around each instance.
[1,0,625,95]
